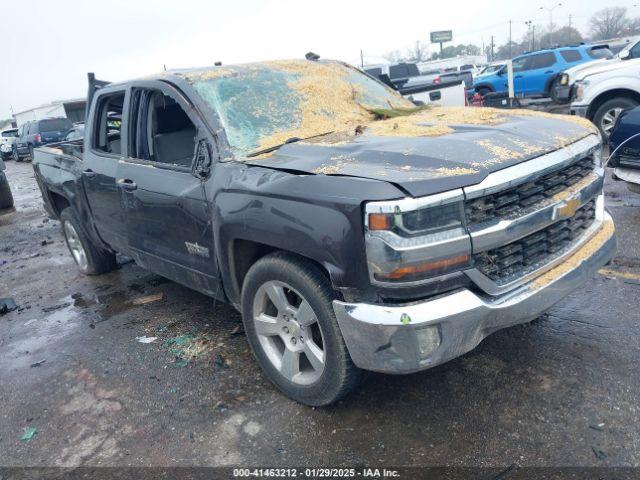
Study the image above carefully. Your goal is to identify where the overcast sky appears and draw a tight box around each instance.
[0,0,631,119]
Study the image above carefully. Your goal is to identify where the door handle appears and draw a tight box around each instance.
[116,178,137,191]
[82,169,96,178]
[544,70,554,74]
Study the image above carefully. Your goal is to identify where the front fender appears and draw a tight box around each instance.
[580,75,640,108]
[210,163,404,305]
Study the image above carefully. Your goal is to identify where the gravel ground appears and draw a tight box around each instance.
[1,159,639,472]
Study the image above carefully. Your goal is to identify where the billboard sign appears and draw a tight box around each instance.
[430,30,453,43]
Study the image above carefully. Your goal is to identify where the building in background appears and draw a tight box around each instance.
[12,98,86,126]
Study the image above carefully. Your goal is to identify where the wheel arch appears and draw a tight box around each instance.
[227,239,338,307]
[587,89,640,119]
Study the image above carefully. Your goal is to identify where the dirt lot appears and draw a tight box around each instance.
[1,159,640,470]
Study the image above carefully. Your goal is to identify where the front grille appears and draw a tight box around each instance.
[474,200,596,284]
[465,157,595,224]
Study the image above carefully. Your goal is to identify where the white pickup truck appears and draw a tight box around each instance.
[568,39,640,138]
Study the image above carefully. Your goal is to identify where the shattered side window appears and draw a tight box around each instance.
[189,61,413,158]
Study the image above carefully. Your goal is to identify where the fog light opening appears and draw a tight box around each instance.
[416,326,441,359]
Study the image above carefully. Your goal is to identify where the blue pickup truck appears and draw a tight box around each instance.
[474,44,612,99]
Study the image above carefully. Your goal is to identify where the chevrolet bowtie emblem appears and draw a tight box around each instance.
[557,198,580,219]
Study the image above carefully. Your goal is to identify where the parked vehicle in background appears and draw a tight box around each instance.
[33,59,615,405]
[570,44,640,139]
[364,62,441,90]
[13,117,73,161]
[364,63,466,106]
[477,62,505,77]
[64,124,85,141]
[0,157,14,210]
[609,106,640,193]
[474,44,613,99]
[554,39,640,104]
[1,128,18,161]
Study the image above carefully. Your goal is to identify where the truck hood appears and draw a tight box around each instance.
[565,58,611,82]
[247,114,595,198]
[573,58,640,82]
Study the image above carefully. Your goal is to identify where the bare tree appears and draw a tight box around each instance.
[382,49,403,63]
[405,41,430,63]
[589,7,629,40]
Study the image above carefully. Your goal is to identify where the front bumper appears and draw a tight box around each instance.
[333,214,616,374]
[571,105,589,118]
[614,167,640,193]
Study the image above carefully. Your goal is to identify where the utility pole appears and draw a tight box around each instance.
[509,20,512,58]
[360,49,364,68]
[490,35,495,62]
[532,25,536,51]
[525,20,533,51]
[540,3,562,48]
[568,14,572,30]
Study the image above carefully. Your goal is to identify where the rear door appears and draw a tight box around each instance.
[81,88,130,252]
[117,81,220,296]
[521,52,558,95]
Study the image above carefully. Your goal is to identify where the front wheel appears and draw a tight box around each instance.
[28,145,35,161]
[241,252,362,406]
[60,208,117,275]
[593,97,639,139]
[13,147,21,162]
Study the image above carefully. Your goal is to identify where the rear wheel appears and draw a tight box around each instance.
[593,97,639,139]
[60,208,117,275]
[241,252,362,406]
[0,178,14,210]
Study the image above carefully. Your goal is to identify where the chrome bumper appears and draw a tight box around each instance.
[333,213,616,374]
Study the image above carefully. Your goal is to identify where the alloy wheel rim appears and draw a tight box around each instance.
[63,221,88,271]
[252,280,325,385]
[601,107,623,135]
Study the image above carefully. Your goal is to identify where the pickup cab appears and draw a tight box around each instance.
[33,59,617,405]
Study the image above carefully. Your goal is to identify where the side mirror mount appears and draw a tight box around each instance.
[620,49,631,60]
[193,139,212,179]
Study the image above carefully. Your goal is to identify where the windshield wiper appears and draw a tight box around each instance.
[246,131,334,158]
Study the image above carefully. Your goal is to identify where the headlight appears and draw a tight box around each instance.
[365,190,472,285]
[575,80,589,102]
[560,73,569,86]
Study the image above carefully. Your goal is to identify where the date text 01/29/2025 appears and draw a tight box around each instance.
[232,467,401,478]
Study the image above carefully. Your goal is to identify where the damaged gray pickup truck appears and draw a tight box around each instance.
[33,59,616,405]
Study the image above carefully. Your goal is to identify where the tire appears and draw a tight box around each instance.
[59,207,117,275]
[0,178,13,210]
[476,87,492,97]
[240,252,362,406]
[593,97,639,139]
[28,145,34,161]
[549,79,562,104]
[13,147,21,162]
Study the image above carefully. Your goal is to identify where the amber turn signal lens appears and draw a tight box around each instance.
[379,254,470,280]
[368,213,391,231]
